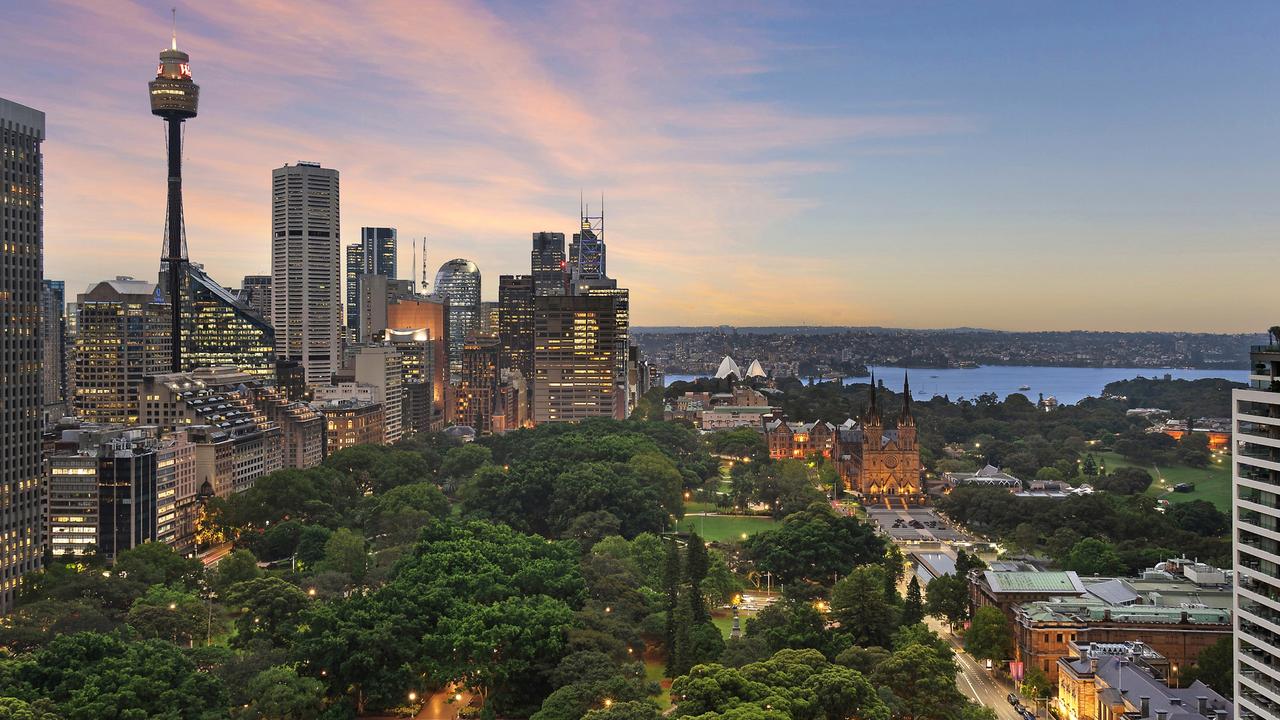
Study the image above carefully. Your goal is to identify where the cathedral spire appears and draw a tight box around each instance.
[901,372,915,426]
[866,370,880,423]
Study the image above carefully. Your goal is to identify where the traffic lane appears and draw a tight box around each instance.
[952,648,1024,720]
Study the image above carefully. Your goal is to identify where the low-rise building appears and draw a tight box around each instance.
[1056,640,1232,720]
[972,562,1233,683]
[763,415,836,460]
[701,405,777,431]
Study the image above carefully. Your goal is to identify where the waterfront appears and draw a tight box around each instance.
[664,365,1249,405]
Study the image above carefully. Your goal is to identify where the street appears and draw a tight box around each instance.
[937,619,1025,720]
[415,687,475,720]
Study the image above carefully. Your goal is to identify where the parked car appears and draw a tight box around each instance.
[1007,693,1019,706]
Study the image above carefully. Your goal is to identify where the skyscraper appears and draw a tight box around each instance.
[532,294,619,423]
[433,259,481,378]
[1234,340,1280,717]
[148,20,199,372]
[0,97,45,611]
[240,274,272,323]
[456,337,500,432]
[74,278,171,424]
[498,274,534,388]
[569,202,606,290]
[272,162,340,385]
[40,279,67,412]
[345,227,396,340]
[531,231,566,296]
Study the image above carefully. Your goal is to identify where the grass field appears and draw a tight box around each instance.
[1094,451,1232,511]
[644,657,671,708]
[675,513,778,543]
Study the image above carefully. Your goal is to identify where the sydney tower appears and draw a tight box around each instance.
[148,14,199,371]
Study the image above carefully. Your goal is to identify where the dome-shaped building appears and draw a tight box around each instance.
[433,259,481,377]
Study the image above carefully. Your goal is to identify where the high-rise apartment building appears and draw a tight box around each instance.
[356,274,414,344]
[272,162,340,385]
[345,242,362,339]
[433,259,481,378]
[0,98,46,610]
[532,294,619,423]
[386,328,435,435]
[531,232,566,296]
[1234,341,1280,718]
[240,274,272,323]
[74,278,171,424]
[350,345,404,444]
[498,274,534,393]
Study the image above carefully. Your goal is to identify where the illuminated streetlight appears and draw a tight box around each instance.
[307,587,317,597]
[603,698,614,708]
[408,691,418,703]
[168,603,177,610]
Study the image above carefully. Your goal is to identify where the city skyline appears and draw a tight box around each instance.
[3,1,1278,331]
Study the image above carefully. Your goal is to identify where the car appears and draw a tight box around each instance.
[1021,709,1037,720]
[1007,693,1019,705]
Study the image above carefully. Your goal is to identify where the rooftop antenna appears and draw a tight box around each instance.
[421,236,428,293]
[171,7,178,50]
[411,238,417,294]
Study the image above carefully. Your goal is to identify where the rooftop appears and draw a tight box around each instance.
[984,570,1086,594]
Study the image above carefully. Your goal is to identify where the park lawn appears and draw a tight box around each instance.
[712,614,734,640]
[683,501,719,514]
[675,514,777,543]
[644,657,672,709]
[1094,451,1231,512]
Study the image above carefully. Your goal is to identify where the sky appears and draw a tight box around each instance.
[2,1,1277,332]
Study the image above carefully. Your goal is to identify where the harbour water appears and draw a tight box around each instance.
[663,365,1249,406]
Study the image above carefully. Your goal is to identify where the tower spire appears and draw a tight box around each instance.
[171,7,178,50]
[867,369,879,422]
[901,371,914,426]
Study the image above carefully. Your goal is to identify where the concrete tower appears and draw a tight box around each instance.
[148,11,199,372]
[272,162,341,385]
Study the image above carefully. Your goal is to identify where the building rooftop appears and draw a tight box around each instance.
[984,570,1086,594]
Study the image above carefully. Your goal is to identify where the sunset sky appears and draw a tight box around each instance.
[3,1,1277,331]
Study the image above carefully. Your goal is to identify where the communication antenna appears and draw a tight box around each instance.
[171,7,178,50]
[411,238,417,294]
[421,236,429,293]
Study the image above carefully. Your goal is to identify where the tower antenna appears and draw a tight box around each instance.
[411,238,417,294]
[421,236,428,293]
[171,7,178,50]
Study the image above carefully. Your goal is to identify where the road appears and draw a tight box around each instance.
[199,542,233,567]
[937,620,1025,720]
[415,687,475,720]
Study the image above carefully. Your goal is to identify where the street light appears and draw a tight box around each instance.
[408,691,418,703]
[603,698,614,708]
[307,587,317,597]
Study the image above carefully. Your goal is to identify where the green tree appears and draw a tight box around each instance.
[236,665,326,720]
[1065,538,1125,576]
[1176,432,1211,468]
[210,548,262,594]
[225,577,311,648]
[321,528,368,582]
[902,575,924,627]
[1012,523,1039,552]
[924,574,970,629]
[0,598,115,652]
[1020,665,1053,700]
[112,540,203,589]
[0,698,59,720]
[0,631,229,718]
[1181,635,1233,699]
[743,504,885,587]
[872,642,965,720]
[294,525,332,568]
[581,700,662,720]
[669,648,889,720]
[964,606,1012,663]
[830,565,897,648]
[1168,500,1229,536]
[125,585,210,646]
[440,444,493,481]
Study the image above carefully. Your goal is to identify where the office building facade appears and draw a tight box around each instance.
[272,162,340,385]
[498,274,535,386]
[0,97,45,610]
[531,231,566,296]
[40,279,67,414]
[532,294,619,423]
[346,227,397,340]
[180,264,275,376]
[433,259,481,378]
[240,274,272,323]
[74,278,171,424]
